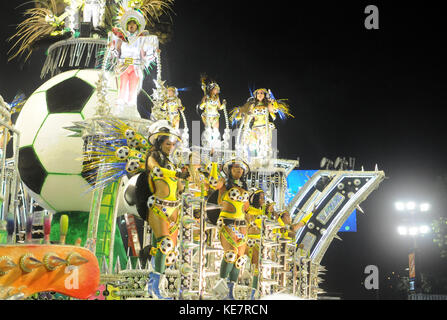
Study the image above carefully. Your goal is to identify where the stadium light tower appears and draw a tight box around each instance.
[394,200,432,296]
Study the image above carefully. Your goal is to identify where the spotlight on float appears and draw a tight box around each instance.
[320,157,334,170]
[334,157,349,170]
[348,157,356,170]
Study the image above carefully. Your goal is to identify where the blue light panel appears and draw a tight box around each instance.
[286,170,357,232]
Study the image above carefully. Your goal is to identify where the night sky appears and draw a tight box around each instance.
[1,1,447,299]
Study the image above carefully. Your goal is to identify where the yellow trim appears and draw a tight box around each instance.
[220,226,246,249]
[300,212,313,224]
[247,206,263,216]
[277,217,285,227]
[151,167,179,201]
[150,205,180,234]
[219,188,247,220]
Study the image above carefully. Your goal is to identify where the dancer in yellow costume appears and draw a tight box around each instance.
[160,86,184,130]
[265,199,312,240]
[212,158,251,300]
[145,126,190,299]
[186,152,222,241]
[230,88,292,157]
[245,188,266,300]
[199,75,226,146]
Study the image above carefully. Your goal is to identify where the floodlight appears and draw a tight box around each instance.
[397,226,408,236]
[420,203,431,212]
[419,225,430,234]
[408,226,418,236]
[395,202,405,211]
[406,201,416,211]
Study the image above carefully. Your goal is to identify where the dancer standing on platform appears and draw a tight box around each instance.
[159,86,185,130]
[230,88,293,158]
[213,158,251,300]
[245,188,266,300]
[109,6,159,111]
[198,75,226,147]
[145,125,190,299]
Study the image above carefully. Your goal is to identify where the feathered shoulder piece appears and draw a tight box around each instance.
[133,0,174,27]
[229,102,251,126]
[255,88,294,121]
[228,95,258,126]
[269,95,294,121]
[82,119,151,190]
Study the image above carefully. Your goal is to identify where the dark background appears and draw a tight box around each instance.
[1,1,447,299]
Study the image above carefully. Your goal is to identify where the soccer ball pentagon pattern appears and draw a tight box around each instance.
[116,146,130,160]
[14,69,119,212]
[228,188,240,201]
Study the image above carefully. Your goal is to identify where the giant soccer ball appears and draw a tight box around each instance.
[14,69,118,212]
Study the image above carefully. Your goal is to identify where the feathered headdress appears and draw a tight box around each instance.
[82,119,151,190]
[82,119,184,191]
[200,74,220,96]
[8,0,71,62]
[115,0,174,32]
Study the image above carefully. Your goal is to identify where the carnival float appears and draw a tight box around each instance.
[0,0,385,300]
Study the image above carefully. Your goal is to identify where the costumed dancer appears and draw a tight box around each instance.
[245,188,266,300]
[145,126,190,299]
[65,0,82,34]
[159,86,185,130]
[265,199,312,288]
[230,88,293,159]
[212,158,251,300]
[265,199,311,241]
[198,75,226,148]
[184,152,222,246]
[83,0,106,30]
[108,2,160,116]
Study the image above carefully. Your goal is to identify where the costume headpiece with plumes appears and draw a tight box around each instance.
[8,0,71,62]
[200,74,220,97]
[115,0,174,31]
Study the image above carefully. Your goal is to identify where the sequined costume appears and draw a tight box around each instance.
[159,90,184,130]
[145,126,189,299]
[230,88,293,158]
[199,76,226,147]
[109,4,159,111]
[212,158,250,300]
